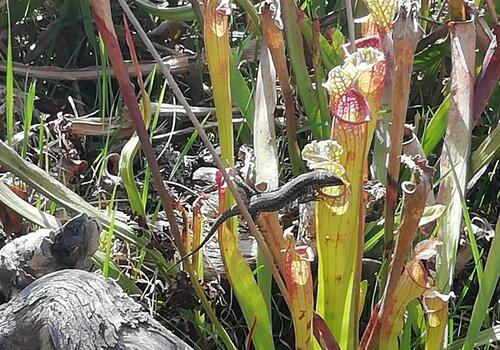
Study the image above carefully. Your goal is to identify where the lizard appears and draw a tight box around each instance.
[178,169,344,264]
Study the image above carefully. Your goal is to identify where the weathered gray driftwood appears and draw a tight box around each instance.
[0,269,193,350]
[0,213,99,299]
[0,214,193,349]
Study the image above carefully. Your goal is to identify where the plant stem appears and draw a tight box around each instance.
[117,0,291,311]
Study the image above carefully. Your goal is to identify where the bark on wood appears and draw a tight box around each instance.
[0,213,99,299]
[0,269,193,350]
[0,214,193,349]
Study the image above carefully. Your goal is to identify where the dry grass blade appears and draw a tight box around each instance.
[260,4,304,175]
[472,24,500,126]
[383,3,423,265]
[90,5,183,251]
[435,18,476,292]
[253,41,279,189]
[0,58,191,81]
[0,140,139,244]
[0,182,60,230]
[117,0,291,308]
[252,40,279,311]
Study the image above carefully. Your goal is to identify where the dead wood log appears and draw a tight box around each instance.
[0,269,193,350]
[0,213,99,299]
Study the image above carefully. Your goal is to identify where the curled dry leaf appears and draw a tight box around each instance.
[215,0,233,16]
[60,158,88,181]
[255,0,283,30]
[470,216,495,241]
[423,288,455,305]
[422,287,452,347]
[414,238,443,261]
[418,204,446,227]
[0,185,27,236]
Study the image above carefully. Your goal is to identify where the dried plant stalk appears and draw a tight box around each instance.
[382,4,422,267]
[435,18,476,293]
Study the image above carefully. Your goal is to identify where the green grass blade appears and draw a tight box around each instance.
[280,0,319,132]
[446,325,500,349]
[0,139,142,245]
[471,123,500,175]
[461,219,500,350]
[169,115,209,180]
[5,1,14,146]
[93,252,143,294]
[0,181,60,229]
[234,0,260,30]
[102,187,117,278]
[79,0,98,51]
[219,226,275,350]
[21,81,36,159]
[120,134,146,216]
[98,34,111,117]
[132,248,146,281]
[230,52,254,137]
[442,142,484,284]
[142,79,167,205]
[422,94,450,155]
[37,114,45,168]
[133,0,196,21]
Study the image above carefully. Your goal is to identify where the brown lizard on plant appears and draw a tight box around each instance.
[178,169,343,264]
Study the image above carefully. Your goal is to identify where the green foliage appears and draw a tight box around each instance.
[21,81,37,159]
[0,0,498,348]
[5,2,13,146]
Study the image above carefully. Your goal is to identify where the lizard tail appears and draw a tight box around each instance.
[173,211,231,268]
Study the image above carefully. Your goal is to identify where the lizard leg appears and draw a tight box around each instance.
[298,191,317,204]
[234,175,257,198]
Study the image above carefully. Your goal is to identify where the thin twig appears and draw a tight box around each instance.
[91,6,237,349]
[91,11,184,251]
[345,0,356,52]
[417,15,443,25]
[382,7,422,282]
[152,119,245,140]
[116,0,292,307]
[0,59,191,81]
